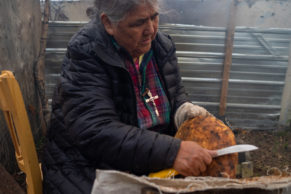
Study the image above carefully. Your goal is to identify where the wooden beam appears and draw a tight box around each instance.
[35,0,50,134]
[219,0,237,116]
[279,41,291,128]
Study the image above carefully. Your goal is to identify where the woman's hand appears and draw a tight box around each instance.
[173,141,217,176]
[174,102,211,129]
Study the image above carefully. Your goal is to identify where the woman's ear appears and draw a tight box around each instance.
[101,13,114,35]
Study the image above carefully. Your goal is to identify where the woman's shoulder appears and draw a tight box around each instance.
[66,20,109,59]
[156,31,174,44]
[69,21,96,45]
[154,31,176,54]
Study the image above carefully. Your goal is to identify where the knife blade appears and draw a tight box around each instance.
[215,144,258,158]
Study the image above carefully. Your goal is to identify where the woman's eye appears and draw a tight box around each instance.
[133,22,144,26]
[151,15,157,20]
[131,20,146,27]
[151,13,159,20]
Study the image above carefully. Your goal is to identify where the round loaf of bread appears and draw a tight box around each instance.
[175,115,238,178]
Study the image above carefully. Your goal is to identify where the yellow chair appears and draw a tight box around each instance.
[0,70,42,194]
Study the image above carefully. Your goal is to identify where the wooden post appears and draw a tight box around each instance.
[279,41,291,128]
[35,0,50,134]
[241,161,254,178]
[219,0,237,116]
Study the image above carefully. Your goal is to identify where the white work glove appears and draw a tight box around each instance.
[174,102,211,129]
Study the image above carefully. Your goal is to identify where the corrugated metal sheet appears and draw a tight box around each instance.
[45,21,291,130]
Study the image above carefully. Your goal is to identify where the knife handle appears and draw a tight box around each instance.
[148,168,179,178]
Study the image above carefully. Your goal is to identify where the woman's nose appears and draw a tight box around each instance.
[144,19,155,36]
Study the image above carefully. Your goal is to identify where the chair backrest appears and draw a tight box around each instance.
[0,71,42,194]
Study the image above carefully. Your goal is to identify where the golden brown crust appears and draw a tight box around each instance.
[175,115,238,178]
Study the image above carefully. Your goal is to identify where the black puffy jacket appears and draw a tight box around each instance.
[42,20,187,194]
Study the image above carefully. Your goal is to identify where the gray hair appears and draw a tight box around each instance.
[93,0,159,23]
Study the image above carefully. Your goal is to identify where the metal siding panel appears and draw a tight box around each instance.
[45,22,291,130]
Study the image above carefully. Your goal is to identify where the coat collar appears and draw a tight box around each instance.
[70,19,175,69]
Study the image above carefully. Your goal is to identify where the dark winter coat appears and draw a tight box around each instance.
[42,20,187,194]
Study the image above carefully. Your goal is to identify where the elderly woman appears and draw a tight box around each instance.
[42,0,216,193]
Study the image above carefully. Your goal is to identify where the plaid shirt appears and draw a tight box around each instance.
[125,50,171,129]
[112,38,171,129]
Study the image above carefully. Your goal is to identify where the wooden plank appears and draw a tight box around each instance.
[0,71,43,194]
[279,41,291,128]
[35,0,51,134]
[219,0,237,116]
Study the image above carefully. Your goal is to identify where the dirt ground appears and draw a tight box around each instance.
[235,129,291,177]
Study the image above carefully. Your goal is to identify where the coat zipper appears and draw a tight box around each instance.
[117,65,139,126]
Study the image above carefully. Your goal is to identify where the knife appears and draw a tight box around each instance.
[214,144,258,158]
[148,144,258,178]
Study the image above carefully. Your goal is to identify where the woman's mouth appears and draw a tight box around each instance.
[141,38,151,45]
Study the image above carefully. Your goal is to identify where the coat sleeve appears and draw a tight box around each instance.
[58,45,181,175]
[158,33,188,116]
[170,48,188,113]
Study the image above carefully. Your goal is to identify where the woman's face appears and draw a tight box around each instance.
[103,3,159,60]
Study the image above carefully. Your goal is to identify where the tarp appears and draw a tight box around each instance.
[91,170,291,194]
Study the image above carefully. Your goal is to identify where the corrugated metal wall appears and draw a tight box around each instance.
[45,21,291,130]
